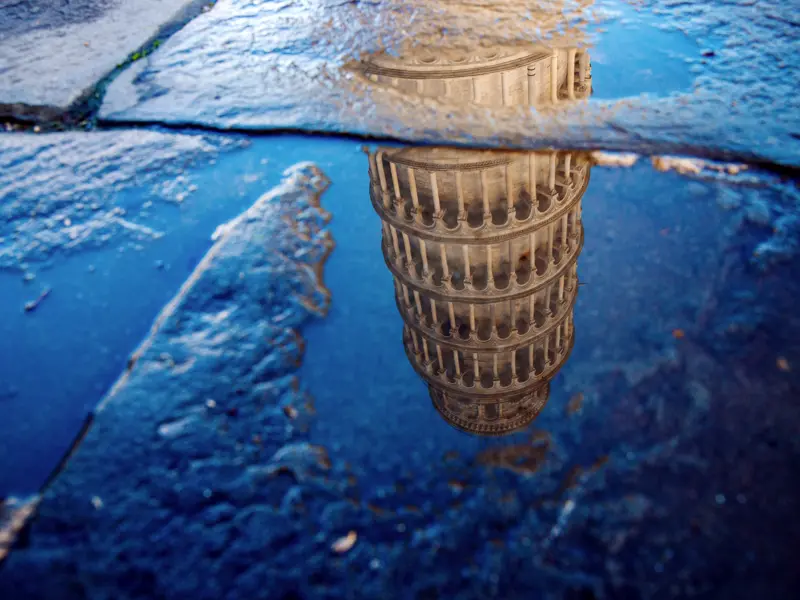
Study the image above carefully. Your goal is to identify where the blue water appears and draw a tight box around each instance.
[1,0,798,596]
[2,132,798,597]
[0,135,359,495]
[299,149,727,492]
[0,0,702,496]
[590,2,697,100]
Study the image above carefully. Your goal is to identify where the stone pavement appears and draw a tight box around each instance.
[2,1,799,165]
[0,0,207,120]
[0,130,257,495]
[0,1,799,598]
[98,0,800,164]
[0,162,335,598]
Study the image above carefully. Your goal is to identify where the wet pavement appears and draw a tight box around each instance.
[98,0,798,165]
[0,1,799,599]
[0,0,206,120]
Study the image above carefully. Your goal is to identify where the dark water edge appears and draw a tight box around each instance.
[0,133,798,598]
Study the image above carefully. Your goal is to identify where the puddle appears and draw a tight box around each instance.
[0,134,324,495]
[588,2,697,99]
[359,1,695,106]
[0,0,798,597]
[295,143,799,597]
[2,134,798,597]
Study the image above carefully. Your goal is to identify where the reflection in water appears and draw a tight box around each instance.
[368,147,589,435]
[362,30,594,436]
[363,44,592,107]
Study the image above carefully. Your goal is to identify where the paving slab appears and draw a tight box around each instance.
[98,0,800,166]
[0,133,372,502]
[0,130,248,272]
[0,0,206,120]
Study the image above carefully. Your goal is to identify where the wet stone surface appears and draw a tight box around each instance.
[97,0,799,165]
[0,129,259,496]
[0,0,204,119]
[0,163,334,598]
[0,1,119,37]
[1,145,798,599]
[0,0,799,598]
[0,131,248,272]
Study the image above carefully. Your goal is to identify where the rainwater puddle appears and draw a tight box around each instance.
[296,144,799,597]
[1,0,798,598]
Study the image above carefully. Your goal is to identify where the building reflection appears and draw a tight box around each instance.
[363,45,592,107]
[368,147,588,435]
[362,31,593,435]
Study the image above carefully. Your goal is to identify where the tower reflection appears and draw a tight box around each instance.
[363,44,592,107]
[368,147,589,435]
[361,21,594,435]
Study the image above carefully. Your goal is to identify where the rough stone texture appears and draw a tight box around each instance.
[0,0,206,120]
[0,130,248,272]
[0,162,334,597]
[0,1,119,37]
[0,129,274,500]
[98,0,800,166]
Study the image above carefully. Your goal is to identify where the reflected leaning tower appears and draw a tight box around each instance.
[363,31,593,435]
[368,148,589,435]
[363,44,591,107]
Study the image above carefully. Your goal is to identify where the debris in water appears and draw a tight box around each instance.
[448,480,466,493]
[777,357,791,372]
[331,530,357,553]
[477,440,550,475]
[651,155,746,176]
[23,287,51,313]
[672,329,685,339]
[567,393,584,416]
[543,498,576,549]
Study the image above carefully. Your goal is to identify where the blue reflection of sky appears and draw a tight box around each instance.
[588,1,697,99]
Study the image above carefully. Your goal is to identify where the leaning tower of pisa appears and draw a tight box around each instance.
[368,147,590,435]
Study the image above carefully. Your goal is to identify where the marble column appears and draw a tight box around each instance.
[527,64,538,106]
[567,48,577,100]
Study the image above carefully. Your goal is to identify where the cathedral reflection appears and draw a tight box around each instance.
[363,37,592,435]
